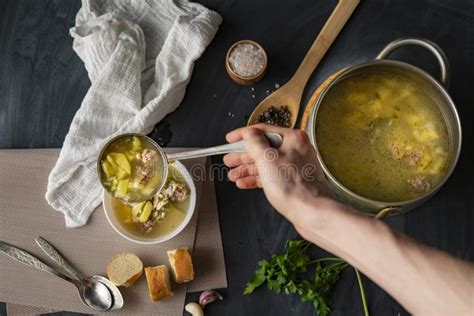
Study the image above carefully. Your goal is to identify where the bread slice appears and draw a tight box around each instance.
[144,265,173,302]
[106,253,143,287]
[167,247,194,283]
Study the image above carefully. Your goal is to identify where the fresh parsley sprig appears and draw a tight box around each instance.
[244,240,369,316]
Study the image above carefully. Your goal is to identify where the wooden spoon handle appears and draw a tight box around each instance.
[290,0,359,88]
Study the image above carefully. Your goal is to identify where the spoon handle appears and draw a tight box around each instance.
[35,236,83,281]
[289,0,359,88]
[167,132,283,161]
[0,241,76,284]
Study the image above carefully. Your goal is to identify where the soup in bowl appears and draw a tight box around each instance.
[103,161,196,244]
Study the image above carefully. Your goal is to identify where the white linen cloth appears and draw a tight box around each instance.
[46,0,222,227]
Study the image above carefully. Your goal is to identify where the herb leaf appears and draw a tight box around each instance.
[243,239,359,316]
[243,260,268,294]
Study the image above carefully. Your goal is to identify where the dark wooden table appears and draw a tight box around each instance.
[1,0,473,315]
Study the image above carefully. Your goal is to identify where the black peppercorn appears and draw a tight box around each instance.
[257,105,292,127]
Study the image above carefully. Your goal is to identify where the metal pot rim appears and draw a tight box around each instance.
[308,58,462,207]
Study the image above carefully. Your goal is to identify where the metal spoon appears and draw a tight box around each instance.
[166,131,283,161]
[0,241,113,311]
[34,237,123,311]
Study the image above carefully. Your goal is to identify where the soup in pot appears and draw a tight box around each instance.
[315,72,449,202]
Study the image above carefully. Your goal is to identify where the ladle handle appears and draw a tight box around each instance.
[35,236,83,281]
[167,132,283,161]
[0,241,77,284]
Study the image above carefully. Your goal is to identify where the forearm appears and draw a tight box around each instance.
[291,196,474,314]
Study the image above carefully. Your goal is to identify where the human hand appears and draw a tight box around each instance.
[223,124,331,222]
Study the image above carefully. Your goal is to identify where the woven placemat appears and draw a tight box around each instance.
[0,149,227,315]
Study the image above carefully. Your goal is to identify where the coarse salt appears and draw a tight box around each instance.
[228,43,265,78]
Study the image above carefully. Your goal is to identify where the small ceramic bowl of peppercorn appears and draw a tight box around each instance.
[226,40,268,85]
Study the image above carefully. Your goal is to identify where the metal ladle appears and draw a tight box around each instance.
[166,131,283,161]
[98,132,283,202]
[0,240,119,311]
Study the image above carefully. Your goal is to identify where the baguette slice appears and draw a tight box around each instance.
[106,253,143,287]
[144,265,173,302]
[167,247,194,283]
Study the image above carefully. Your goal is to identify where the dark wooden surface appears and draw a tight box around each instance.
[1,0,473,315]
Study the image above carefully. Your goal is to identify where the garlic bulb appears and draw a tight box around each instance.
[185,302,204,316]
[199,289,223,307]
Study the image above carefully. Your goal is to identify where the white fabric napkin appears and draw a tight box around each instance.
[46,0,222,227]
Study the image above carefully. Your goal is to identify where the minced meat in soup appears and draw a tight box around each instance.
[112,164,190,238]
[100,135,165,202]
[315,72,449,202]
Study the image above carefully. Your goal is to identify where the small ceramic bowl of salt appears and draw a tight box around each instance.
[225,40,267,85]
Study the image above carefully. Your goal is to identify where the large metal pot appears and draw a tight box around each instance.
[306,38,462,218]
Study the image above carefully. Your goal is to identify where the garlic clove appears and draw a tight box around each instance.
[185,302,204,316]
[199,289,223,307]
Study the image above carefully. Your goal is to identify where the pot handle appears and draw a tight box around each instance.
[375,38,450,88]
[374,206,402,220]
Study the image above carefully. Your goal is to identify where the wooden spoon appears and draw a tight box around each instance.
[247,0,360,128]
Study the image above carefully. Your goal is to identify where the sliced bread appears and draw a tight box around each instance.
[106,252,143,287]
[167,247,194,283]
[144,265,173,302]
